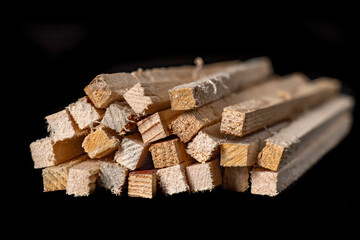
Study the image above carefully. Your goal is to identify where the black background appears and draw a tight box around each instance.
[6,6,359,232]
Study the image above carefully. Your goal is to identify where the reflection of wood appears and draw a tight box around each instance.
[137,108,184,144]
[66,160,102,197]
[42,155,88,192]
[220,122,287,167]
[220,78,340,137]
[101,101,137,135]
[186,158,222,193]
[82,125,120,159]
[98,161,129,196]
[250,113,352,197]
[257,95,354,171]
[171,73,309,143]
[149,138,191,169]
[169,57,272,110]
[114,133,151,171]
[128,169,157,199]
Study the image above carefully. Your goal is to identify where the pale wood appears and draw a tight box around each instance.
[45,109,88,143]
[137,108,184,144]
[185,158,222,193]
[223,167,251,192]
[149,138,192,169]
[114,133,152,171]
[82,125,120,159]
[42,155,88,192]
[123,61,238,116]
[30,136,86,169]
[157,162,189,195]
[257,95,354,171]
[220,122,288,167]
[66,160,102,197]
[171,73,309,142]
[169,57,273,110]
[101,101,138,135]
[128,169,157,199]
[84,73,138,109]
[250,112,352,197]
[220,77,340,137]
[98,161,129,196]
[67,96,105,130]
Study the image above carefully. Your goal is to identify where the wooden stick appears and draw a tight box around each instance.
[101,101,138,135]
[220,122,288,167]
[67,96,105,130]
[257,95,354,171]
[98,161,129,196]
[169,57,273,110]
[250,112,352,197]
[157,162,189,195]
[114,133,152,171]
[66,160,102,197]
[185,158,222,193]
[82,125,120,159]
[123,61,238,116]
[128,169,157,199]
[223,167,251,192]
[220,77,340,137]
[171,73,309,142]
[42,155,88,192]
[149,138,192,169]
[137,108,184,144]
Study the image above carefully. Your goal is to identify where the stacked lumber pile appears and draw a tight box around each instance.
[30,57,354,198]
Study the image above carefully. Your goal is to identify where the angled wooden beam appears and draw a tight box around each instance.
[171,73,309,142]
[137,108,184,144]
[250,112,352,197]
[257,95,354,171]
[169,57,273,110]
[220,77,340,137]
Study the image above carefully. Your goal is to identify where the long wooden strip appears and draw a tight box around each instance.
[257,95,354,171]
[169,57,273,110]
[250,112,352,197]
[123,61,239,116]
[220,77,340,137]
[171,73,309,143]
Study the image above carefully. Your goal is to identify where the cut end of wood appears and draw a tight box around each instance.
[98,161,129,196]
[128,170,157,199]
[84,74,113,109]
[220,143,250,167]
[137,112,168,144]
[169,87,196,110]
[157,163,189,195]
[257,141,286,171]
[220,109,246,137]
[30,137,57,169]
[250,167,279,197]
[223,167,250,192]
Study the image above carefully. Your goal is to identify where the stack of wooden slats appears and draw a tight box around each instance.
[30,56,354,198]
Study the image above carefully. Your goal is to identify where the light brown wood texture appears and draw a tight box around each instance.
[123,61,239,116]
[45,109,88,143]
[257,95,354,171]
[114,133,152,171]
[66,160,102,197]
[67,96,105,130]
[220,122,288,167]
[42,155,88,192]
[186,122,226,163]
[157,162,189,195]
[185,158,222,193]
[171,73,309,142]
[220,77,340,137]
[250,112,352,197]
[137,108,184,144]
[84,73,138,109]
[98,161,129,196]
[128,169,157,199]
[30,136,86,169]
[101,101,138,135]
[149,138,191,169]
[82,125,120,159]
[169,57,273,110]
[223,167,251,192]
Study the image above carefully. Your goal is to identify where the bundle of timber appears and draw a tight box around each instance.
[30,56,354,198]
